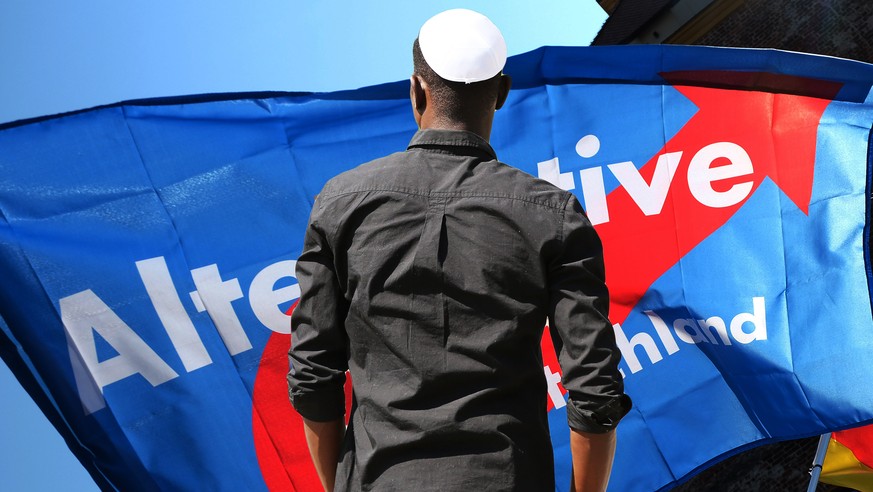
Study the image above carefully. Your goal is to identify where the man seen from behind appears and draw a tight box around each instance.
[288,9,632,491]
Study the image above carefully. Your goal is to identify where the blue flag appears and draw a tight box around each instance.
[1,45,873,491]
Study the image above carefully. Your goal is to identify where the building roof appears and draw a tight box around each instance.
[592,0,675,45]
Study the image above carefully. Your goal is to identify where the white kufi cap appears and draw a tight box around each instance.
[418,9,507,84]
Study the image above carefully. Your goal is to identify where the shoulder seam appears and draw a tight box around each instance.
[319,187,568,210]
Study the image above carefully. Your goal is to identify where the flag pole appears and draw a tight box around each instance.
[807,433,831,492]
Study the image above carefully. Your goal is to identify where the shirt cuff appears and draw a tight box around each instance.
[566,394,632,434]
[289,387,346,422]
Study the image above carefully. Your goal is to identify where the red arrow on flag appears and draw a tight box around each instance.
[598,74,840,325]
[540,72,841,407]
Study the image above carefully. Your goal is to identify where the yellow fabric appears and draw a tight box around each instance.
[820,438,873,491]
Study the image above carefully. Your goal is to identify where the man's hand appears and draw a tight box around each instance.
[301,417,345,492]
[569,428,617,492]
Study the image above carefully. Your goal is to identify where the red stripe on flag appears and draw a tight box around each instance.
[834,425,873,469]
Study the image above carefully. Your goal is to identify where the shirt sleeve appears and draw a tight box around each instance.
[287,196,349,422]
[548,195,631,434]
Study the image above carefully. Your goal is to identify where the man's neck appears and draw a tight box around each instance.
[421,116,493,143]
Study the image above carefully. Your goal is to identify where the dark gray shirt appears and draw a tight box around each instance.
[288,129,630,491]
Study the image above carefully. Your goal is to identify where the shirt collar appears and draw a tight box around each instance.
[407,129,498,160]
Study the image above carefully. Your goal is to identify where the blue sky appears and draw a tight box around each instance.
[0,2,606,124]
[0,2,606,489]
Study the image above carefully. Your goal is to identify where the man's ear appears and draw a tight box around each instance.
[410,74,428,122]
[495,74,512,110]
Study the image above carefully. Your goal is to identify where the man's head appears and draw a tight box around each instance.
[410,9,512,139]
